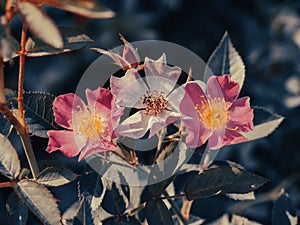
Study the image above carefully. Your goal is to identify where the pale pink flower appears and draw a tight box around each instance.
[46,88,123,161]
[110,54,184,138]
[180,75,254,149]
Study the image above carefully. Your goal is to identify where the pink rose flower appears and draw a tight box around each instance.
[180,75,254,149]
[110,54,184,138]
[46,88,123,161]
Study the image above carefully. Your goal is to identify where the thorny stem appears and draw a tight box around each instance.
[124,202,146,216]
[0,103,40,179]
[0,181,16,188]
[18,22,27,128]
[0,54,39,180]
[159,192,187,200]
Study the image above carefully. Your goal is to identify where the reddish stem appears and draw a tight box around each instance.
[18,23,27,129]
[0,181,16,188]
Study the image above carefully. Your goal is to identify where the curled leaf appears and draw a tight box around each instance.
[25,27,92,57]
[18,2,63,49]
[28,0,115,19]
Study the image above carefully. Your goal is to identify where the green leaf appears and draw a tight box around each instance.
[240,107,284,142]
[204,31,245,91]
[101,182,128,215]
[22,92,59,138]
[102,216,141,225]
[272,192,298,225]
[25,27,92,57]
[18,2,63,49]
[6,192,28,225]
[144,175,175,198]
[74,195,94,225]
[14,179,61,225]
[146,141,191,196]
[185,166,268,200]
[48,0,115,19]
[37,167,78,187]
[0,133,21,179]
[62,200,80,225]
[145,199,174,225]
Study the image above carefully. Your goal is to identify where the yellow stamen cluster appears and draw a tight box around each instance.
[195,95,232,131]
[71,106,103,140]
[142,90,168,116]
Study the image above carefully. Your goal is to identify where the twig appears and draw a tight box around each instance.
[0,55,39,179]
[0,181,16,188]
[181,198,193,222]
[17,22,27,128]
[163,191,188,225]
[124,202,147,216]
[159,193,187,200]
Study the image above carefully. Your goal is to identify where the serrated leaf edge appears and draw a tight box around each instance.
[13,179,62,225]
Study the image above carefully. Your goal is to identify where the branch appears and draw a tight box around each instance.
[0,181,16,188]
[0,55,39,179]
[17,22,27,128]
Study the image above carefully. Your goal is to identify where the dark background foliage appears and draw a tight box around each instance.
[1,0,300,224]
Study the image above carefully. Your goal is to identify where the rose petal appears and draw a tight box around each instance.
[110,69,148,108]
[183,116,212,148]
[53,93,85,129]
[148,110,180,137]
[144,54,182,95]
[209,128,226,149]
[78,139,116,161]
[86,88,113,111]
[207,75,240,102]
[120,34,140,68]
[115,111,152,139]
[96,48,131,70]
[228,97,254,132]
[167,85,185,112]
[46,130,81,158]
[181,81,207,114]
[222,129,248,146]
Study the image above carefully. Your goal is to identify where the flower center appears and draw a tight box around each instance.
[142,90,168,116]
[71,106,103,140]
[195,95,231,130]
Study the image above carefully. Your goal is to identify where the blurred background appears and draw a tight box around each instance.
[1,0,300,224]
